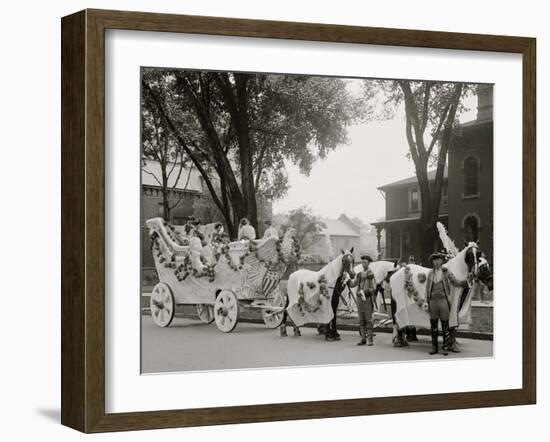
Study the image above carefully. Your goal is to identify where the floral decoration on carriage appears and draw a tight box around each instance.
[146,217,299,333]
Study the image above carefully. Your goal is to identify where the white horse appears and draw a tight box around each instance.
[335,260,399,315]
[389,242,491,330]
[286,249,355,327]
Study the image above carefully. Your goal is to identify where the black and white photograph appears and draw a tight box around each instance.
[140,68,494,373]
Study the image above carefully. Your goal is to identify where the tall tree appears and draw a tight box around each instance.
[281,206,326,251]
[363,80,472,263]
[142,68,362,238]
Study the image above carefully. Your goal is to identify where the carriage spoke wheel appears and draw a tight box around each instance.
[196,304,215,324]
[150,282,175,328]
[262,290,286,329]
[214,290,239,333]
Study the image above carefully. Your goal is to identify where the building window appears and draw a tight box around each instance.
[157,202,164,218]
[410,188,420,212]
[172,216,186,225]
[462,213,481,242]
[463,156,479,196]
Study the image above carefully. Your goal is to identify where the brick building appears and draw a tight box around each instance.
[372,85,494,265]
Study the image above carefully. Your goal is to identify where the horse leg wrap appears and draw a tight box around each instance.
[429,320,439,355]
[366,320,374,346]
[357,325,367,345]
[443,322,460,353]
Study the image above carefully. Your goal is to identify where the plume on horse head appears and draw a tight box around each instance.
[436,221,459,257]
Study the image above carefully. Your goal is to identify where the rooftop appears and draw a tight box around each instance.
[318,214,361,237]
[378,166,448,190]
[142,160,205,193]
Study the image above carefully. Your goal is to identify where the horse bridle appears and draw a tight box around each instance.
[466,244,482,288]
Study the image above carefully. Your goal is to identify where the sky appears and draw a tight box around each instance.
[272,80,477,225]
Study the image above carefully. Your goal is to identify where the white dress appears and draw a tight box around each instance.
[263,226,279,239]
[238,224,256,241]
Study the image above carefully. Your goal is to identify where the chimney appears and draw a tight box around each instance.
[476,84,493,122]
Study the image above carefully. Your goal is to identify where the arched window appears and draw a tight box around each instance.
[463,156,479,196]
[463,215,480,242]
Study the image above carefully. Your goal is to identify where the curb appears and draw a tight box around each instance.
[142,309,493,341]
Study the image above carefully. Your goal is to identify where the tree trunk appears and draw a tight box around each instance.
[417,221,438,265]
[161,162,170,221]
[234,74,259,229]
[161,189,170,221]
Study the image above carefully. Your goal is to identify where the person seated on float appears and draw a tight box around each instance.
[188,229,206,271]
[212,222,224,240]
[238,218,256,241]
[220,232,231,245]
[184,216,196,238]
[193,218,208,246]
[263,220,279,239]
[210,222,224,250]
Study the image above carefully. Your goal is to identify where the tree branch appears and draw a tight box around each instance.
[426,104,450,156]
[141,167,163,187]
[168,164,194,211]
[399,80,427,158]
[142,79,229,221]
[420,82,432,133]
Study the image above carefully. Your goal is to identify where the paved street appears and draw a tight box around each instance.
[141,315,493,373]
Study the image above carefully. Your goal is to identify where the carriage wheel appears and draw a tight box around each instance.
[214,290,239,333]
[150,282,175,328]
[196,304,215,324]
[262,290,286,329]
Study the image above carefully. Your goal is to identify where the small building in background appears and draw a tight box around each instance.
[306,214,361,260]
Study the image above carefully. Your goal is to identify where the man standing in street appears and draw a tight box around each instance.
[349,254,376,346]
[425,251,469,355]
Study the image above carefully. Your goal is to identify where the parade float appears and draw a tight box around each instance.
[146,217,299,333]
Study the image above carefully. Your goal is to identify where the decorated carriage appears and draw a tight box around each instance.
[146,217,298,333]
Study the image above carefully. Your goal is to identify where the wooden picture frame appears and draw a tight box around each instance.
[61,8,536,433]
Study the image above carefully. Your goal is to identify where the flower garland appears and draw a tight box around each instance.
[150,230,216,282]
[220,245,242,271]
[162,220,188,246]
[404,266,429,311]
[294,275,330,315]
[296,282,322,313]
[149,223,303,285]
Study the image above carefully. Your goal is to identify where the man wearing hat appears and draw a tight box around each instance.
[425,251,468,355]
[349,254,376,346]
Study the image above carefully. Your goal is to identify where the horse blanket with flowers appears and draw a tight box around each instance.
[286,271,334,327]
[389,264,474,329]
